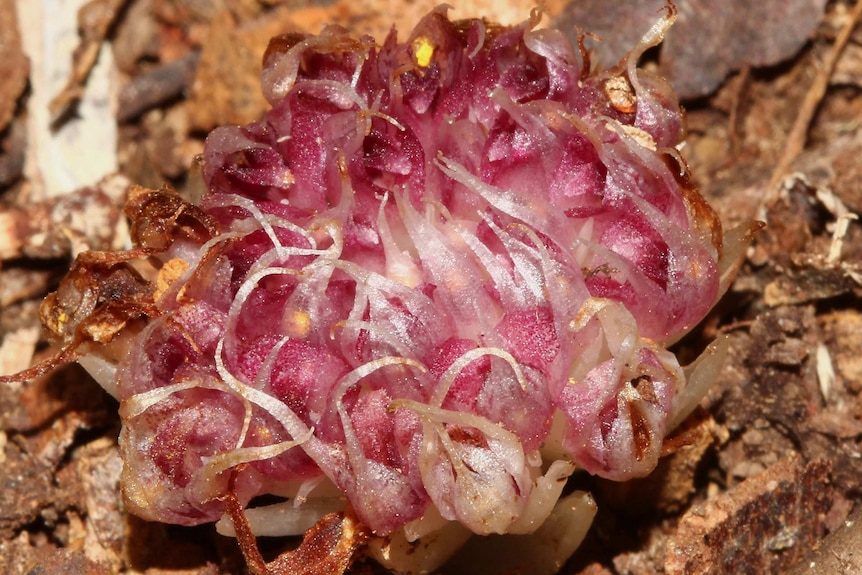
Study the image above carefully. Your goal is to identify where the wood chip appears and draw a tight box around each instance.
[666,457,833,575]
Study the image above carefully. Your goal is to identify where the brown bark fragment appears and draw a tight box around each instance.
[0,0,30,132]
[665,457,833,575]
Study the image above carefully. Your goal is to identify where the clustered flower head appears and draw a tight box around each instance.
[29,4,751,572]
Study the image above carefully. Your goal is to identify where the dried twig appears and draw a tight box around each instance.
[116,51,200,123]
[767,0,862,197]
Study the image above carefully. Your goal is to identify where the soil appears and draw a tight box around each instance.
[1,1,861,574]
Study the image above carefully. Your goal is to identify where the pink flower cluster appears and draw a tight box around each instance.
[116,7,727,538]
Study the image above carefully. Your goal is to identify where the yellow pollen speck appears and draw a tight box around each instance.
[255,426,274,442]
[413,36,435,68]
[285,308,311,339]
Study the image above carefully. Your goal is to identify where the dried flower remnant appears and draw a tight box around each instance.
[4,5,757,574]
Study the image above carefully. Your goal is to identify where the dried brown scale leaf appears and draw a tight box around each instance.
[665,457,833,575]
[268,512,369,575]
[226,482,369,575]
[125,184,220,250]
[597,410,717,516]
[28,187,217,362]
[40,252,156,346]
[223,486,269,575]
[0,250,162,387]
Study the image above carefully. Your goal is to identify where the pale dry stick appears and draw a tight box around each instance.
[767,0,862,199]
[48,0,131,119]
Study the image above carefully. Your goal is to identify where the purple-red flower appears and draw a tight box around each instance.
[25,5,755,572]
